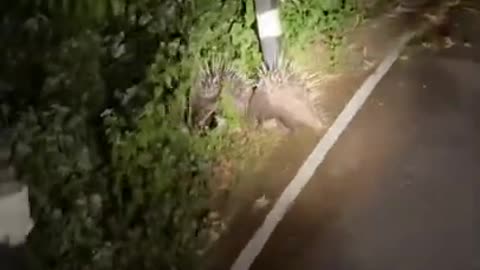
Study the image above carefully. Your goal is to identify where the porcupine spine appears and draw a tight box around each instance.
[221,68,253,117]
[190,60,224,128]
[249,61,323,133]
[190,59,253,128]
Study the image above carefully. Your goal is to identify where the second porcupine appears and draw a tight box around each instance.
[190,63,223,129]
[247,64,324,133]
[190,60,253,129]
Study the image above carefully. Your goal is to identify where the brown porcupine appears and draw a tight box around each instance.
[189,60,223,129]
[248,60,324,134]
[189,59,253,130]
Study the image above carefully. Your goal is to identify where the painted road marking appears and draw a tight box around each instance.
[230,30,418,270]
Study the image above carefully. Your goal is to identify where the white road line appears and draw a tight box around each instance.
[230,30,418,270]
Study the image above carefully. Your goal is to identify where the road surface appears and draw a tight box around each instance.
[248,3,480,270]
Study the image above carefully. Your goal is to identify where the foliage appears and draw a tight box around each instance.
[2,0,263,270]
[12,105,107,269]
[1,0,369,269]
[281,0,364,65]
[187,0,262,76]
[218,91,244,131]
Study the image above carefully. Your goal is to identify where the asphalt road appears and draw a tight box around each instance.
[249,4,480,270]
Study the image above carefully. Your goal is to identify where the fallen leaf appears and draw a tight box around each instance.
[447,0,461,7]
[362,59,375,70]
[462,6,480,14]
[208,230,220,243]
[422,42,432,48]
[444,37,455,48]
[208,211,220,221]
[253,194,270,210]
[423,13,440,24]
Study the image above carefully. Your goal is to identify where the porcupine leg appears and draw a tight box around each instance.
[279,123,293,134]
[275,115,295,134]
[251,116,261,130]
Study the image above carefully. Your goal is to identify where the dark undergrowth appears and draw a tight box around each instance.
[0,1,374,269]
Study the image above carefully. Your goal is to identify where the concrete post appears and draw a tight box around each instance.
[0,185,34,246]
[0,129,34,247]
[255,0,282,71]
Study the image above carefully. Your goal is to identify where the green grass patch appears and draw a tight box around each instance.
[281,0,366,69]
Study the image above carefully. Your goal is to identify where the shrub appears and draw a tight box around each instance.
[4,1,261,269]
[281,0,363,65]
[2,1,368,269]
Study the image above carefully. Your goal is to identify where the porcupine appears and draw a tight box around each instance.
[190,58,323,134]
[189,59,253,129]
[189,60,223,129]
[248,60,324,134]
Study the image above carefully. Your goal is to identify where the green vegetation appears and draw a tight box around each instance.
[1,0,374,269]
[281,0,366,67]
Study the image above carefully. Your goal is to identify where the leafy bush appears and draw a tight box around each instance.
[187,0,262,76]
[13,105,108,269]
[281,0,363,65]
[2,0,368,269]
[2,1,262,269]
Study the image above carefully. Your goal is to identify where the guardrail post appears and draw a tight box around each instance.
[255,0,282,71]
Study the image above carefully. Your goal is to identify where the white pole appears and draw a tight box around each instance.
[255,0,282,71]
[0,184,34,246]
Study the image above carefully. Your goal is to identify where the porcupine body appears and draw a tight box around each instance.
[190,58,324,134]
[190,63,223,129]
[221,69,254,117]
[189,60,253,129]
[248,62,323,133]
